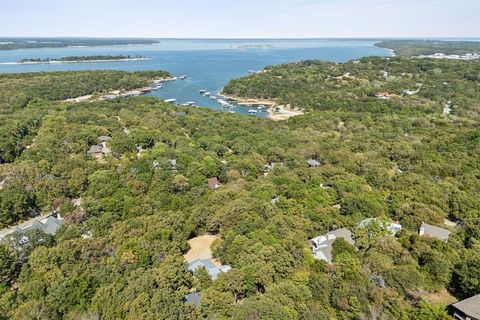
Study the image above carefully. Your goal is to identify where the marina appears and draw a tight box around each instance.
[0,39,392,117]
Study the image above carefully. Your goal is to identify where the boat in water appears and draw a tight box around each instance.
[248,109,258,115]
[178,75,187,80]
[165,98,177,104]
[204,92,211,96]
[199,90,207,94]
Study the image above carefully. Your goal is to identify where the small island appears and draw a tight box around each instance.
[5,55,148,65]
[230,44,274,50]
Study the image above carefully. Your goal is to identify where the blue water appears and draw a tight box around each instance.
[0,39,391,116]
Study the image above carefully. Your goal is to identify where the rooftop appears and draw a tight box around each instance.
[420,223,451,242]
[188,259,231,280]
[452,294,480,319]
[310,228,354,262]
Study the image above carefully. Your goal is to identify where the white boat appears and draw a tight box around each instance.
[165,99,177,104]
[185,101,196,106]
[248,109,258,115]
[178,75,187,80]
[229,111,236,114]
[210,96,217,100]
[218,99,229,107]
[204,92,211,96]
[199,90,207,94]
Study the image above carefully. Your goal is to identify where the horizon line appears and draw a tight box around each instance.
[1,36,480,41]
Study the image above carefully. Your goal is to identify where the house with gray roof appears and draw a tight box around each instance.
[310,228,355,262]
[0,213,64,242]
[184,292,201,306]
[307,159,321,167]
[452,294,480,320]
[188,259,231,280]
[419,223,451,243]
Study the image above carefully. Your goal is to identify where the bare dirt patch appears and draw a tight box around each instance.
[184,235,221,267]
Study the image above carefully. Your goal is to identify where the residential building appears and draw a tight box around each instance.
[188,259,231,280]
[307,159,321,167]
[452,294,480,320]
[0,213,64,241]
[419,222,451,243]
[310,228,355,262]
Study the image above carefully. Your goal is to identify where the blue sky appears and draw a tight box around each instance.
[0,0,479,38]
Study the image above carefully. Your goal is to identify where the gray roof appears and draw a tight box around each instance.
[184,292,201,306]
[0,214,64,240]
[98,136,112,142]
[310,228,354,262]
[452,294,480,319]
[40,216,64,235]
[188,259,231,280]
[420,223,451,241]
[88,145,103,154]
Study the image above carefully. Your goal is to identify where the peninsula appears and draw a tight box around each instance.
[1,55,148,65]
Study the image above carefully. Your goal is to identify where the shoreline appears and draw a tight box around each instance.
[219,92,304,120]
[0,57,149,65]
[64,77,176,103]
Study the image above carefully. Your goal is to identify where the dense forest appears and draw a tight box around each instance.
[0,58,479,319]
[376,40,480,56]
[0,38,159,51]
[19,55,145,63]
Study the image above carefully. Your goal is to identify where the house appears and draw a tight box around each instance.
[88,136,112,160]
[375,92,391,99]
[419,223,451,243]
[451,294,480,320]
[188,259,231,280]
[88,145,103,158]
[359,218,403,236]
[207,177,220,190]
[0,213,64,241]
[184,292,201,306]
[307,159,321,167]
[170,159,177,171]
[310,228,355,263]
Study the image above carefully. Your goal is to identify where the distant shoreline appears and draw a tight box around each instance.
[0,57,149,65]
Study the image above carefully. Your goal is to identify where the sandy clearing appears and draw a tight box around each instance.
[184,235,221,267]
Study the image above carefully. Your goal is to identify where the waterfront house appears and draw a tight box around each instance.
[208,177,220,190]
[188,259,231,280]
[310,228,355,263]
[359,218,403,236]
[419,222,451,243]
[451,294,480,320]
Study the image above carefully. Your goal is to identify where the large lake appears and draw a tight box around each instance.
[0,39,391,116]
